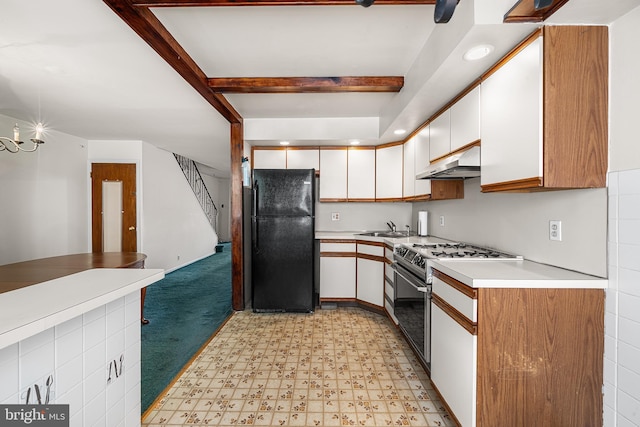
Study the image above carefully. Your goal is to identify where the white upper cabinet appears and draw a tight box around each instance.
[253,148,287,169]
[480,37,543,187]
[429,110,451,162]
[480,27,607,192]
[376,144,403,200]
[286,148,319,170]
[413,129,432,197]
[404,131,431,198]
[403,136,416,198]
[450,86,481,152]
[348,148,376,200]
[319,148,348,200]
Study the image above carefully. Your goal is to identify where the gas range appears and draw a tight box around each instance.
[393,241,523,283]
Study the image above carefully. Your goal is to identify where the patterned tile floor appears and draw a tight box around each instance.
[142,308,455,426]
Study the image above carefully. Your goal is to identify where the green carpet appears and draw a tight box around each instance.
[141,243,233,412]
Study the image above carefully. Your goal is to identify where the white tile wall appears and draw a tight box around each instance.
[606,169,640,427]
[0,343,18,403]
[0,292,141,427]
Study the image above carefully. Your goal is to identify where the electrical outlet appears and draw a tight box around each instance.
[549,220,562,241]
[331,212,340,221]
[439,216,445,227]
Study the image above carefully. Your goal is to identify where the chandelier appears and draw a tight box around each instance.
[0,123,45,153]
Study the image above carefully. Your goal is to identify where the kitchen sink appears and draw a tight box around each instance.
[357,231,412,238]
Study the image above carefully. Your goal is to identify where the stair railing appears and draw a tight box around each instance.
[173,153,218,233]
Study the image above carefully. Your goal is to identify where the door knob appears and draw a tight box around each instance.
[128,226,135,231]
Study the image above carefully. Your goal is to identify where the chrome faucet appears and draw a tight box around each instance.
[387,221,396,232]
[406,225,410,236]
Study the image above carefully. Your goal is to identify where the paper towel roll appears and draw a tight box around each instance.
[418,211,429,236]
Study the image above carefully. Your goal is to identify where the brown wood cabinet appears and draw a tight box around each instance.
[480,26,608,192]
[431,269,604,427]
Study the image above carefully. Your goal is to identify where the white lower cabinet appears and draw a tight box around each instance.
[356,257,384,306]
[319,239,385,308]
[319,241,356,299]
[430,303,477,427]
[320,256,356,299]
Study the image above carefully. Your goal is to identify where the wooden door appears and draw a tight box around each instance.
[91,163,137,253]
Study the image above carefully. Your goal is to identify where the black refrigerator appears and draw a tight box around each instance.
[251,169,315,312]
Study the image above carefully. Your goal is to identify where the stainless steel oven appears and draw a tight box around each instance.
[392,241,522,370]
[392,249,431,368]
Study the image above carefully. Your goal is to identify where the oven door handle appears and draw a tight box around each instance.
[391,262,428,293]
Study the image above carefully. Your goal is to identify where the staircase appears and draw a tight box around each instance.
[173,153,218,234]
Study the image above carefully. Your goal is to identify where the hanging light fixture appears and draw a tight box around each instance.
[0,123,45,153]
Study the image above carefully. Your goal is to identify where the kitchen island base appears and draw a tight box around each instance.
[0,269,164,427]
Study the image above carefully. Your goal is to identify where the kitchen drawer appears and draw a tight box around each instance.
[432,269,477,322]
[384,280,394,301]
[357,242,384,257]
[384,263,394,282]
[320,242,356,253]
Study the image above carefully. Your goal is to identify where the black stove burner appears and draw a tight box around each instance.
[413,243,437,249]
[439,243,467,249]
[430,251,466,258]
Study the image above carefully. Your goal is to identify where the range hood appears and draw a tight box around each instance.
[416,145,480,180]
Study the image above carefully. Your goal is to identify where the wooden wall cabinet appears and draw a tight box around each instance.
[480,26,608,192]
[430,269,604,427]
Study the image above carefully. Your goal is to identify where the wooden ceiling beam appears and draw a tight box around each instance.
[503,0,570,23]
[131,0,435,7]
[103,0,242,124]
[208,76,404,93]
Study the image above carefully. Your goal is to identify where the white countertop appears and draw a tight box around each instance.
[316,231,607,289]
[431,259,606,289]
[0,268,165,349]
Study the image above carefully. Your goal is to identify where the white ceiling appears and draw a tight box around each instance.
[0,0,637,177]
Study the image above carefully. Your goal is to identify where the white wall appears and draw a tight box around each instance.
[413,179,608,277]
[140,142,217,271]
[0,115,89,265]
[88,140,218,272]
[605,6,640,427]
[315,201,412,232]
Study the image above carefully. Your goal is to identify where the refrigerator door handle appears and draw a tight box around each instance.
[252,218,258,250]
[253,180,258,218]
[252,181,258,250]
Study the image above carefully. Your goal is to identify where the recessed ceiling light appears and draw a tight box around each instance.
[350,140,360,145]
[394,129,406,136]
[279,141,290,146]
[464,44,494,61]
